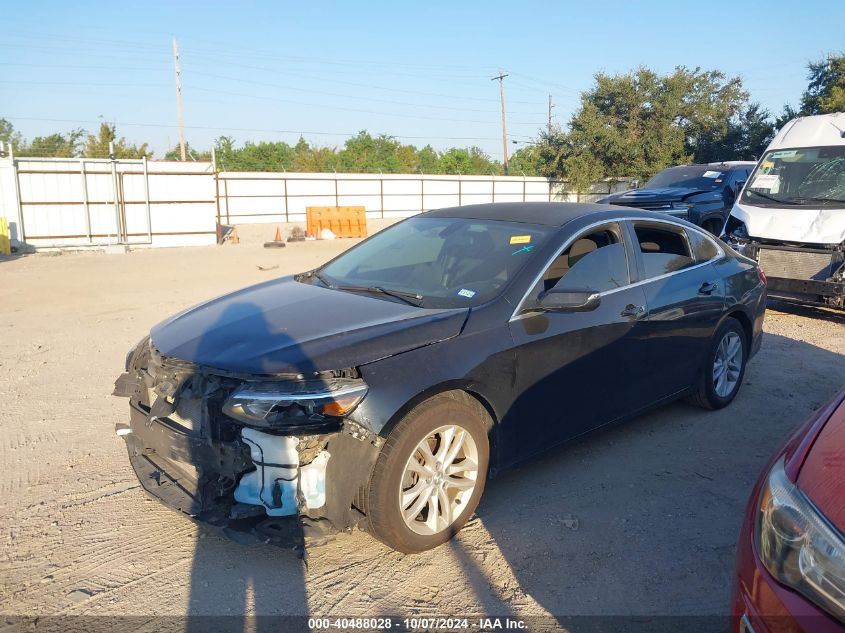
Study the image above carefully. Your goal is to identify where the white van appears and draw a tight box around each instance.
[723,112,845,308]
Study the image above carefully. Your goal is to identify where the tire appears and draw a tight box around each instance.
[364,391,490,553]
[689,318,748,410]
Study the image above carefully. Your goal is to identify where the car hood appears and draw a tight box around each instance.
[150,276,468,375]
[731,202,845,244]
[607,187,710,203]
[797,397,845,531]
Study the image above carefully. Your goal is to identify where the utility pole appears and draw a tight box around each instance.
[172,37,186,161]
[547,94,555,135]
[491,71,509,175]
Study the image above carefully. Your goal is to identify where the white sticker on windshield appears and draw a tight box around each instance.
[702,170,722,178]
[770,150,797,158]
[751,174,780,189]
[457,288,476,298]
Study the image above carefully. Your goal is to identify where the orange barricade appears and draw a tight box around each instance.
[306,206,367,239]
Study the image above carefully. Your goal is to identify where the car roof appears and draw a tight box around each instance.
[706,161,757,167]
[423,202,689,227]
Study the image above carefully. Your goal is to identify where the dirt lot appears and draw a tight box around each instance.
[1,231,844,626]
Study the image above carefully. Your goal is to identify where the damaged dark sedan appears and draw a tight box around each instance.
[114,202,766,553]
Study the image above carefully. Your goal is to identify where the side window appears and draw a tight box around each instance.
[687,228,720,262]
[542,225,630,293]
[633,224,695,279]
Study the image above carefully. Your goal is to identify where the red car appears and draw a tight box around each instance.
[733,387,845,632]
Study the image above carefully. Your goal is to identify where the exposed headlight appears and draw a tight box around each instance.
[222,377,368,429]
[125,335,150,371]
[724,216,749,243]
[671,201,692,210]
[755,458,845,623]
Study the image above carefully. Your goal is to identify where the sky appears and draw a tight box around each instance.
[2,0,844,161]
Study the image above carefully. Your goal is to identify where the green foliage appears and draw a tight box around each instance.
[17,130,85,158]
[800,53,845,115]
[212,131,501,174]
[541,66,773,191]
[163,141,212,162]
[0,118,23,149]
[83,123,152,159]
[508,144,544,176]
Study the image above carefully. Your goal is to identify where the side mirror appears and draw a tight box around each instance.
[539,288,601,312]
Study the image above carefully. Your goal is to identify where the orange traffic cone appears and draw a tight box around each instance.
[264,225,286,249]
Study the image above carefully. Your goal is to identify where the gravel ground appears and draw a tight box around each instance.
[1,235,843,626]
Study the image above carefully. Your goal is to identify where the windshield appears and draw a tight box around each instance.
[643,165,726,190]
[312,216,554,308]
[741,146,845,207]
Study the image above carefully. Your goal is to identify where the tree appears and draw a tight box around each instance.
[164,142,212,161]
[83,123,151,159]
[0,118,23,150]
[777,53,845,128]
[17,130,85,158]
[546,66,756,191]
[799,54,845,115]
[437,147,501,175]
[508,144,544,176]
[693,104,775,163]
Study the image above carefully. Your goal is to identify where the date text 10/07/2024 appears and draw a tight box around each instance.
[308,617,528,630]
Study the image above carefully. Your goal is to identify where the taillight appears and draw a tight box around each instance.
[757,267,767,285]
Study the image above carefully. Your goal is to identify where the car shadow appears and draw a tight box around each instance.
[465,332,845,631]
[767,299,845,325]
[169,301,315,632]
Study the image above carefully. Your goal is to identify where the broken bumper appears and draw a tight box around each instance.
[120,394,381,547]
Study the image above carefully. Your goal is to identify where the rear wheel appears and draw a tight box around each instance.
[690,318,748,409]
[365,391,490,553]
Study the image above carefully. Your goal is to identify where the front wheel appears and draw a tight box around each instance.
[364,391,490,553]
[689,318,748,410]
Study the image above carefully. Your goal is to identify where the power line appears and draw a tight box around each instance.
[185,85,543,126]
[3,116,534,143]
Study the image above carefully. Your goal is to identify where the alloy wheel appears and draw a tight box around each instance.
[398,424,479,536]
[713,331,743,398]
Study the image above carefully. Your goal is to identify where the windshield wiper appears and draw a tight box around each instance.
[305,270,333,287]
[786,196,845,204]
[331,284,425,307]
[746,190,798,205]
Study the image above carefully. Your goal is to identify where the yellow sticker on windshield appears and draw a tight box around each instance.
[510,235,531,244]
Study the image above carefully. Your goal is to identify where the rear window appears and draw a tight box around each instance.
[633,224,695,279]
[687,229,720,262]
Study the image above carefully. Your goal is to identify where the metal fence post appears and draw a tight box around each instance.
[420,174,424,212]
[142,156,152,244]
[334,172,339,207]
[283,174,289,223]
[11,154,26,245]
[379,177,384,219]
[80,159,92,243]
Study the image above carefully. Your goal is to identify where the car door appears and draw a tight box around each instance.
[625,220,726,400]
[503,222,651,463]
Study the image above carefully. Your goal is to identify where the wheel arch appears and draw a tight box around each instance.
[377,382,499,441]
[722,307,753,347]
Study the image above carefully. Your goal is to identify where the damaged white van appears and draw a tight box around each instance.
[723,112,845,308]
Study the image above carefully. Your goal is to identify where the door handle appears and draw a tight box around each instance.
[698,281,718,295]
[621,304,646,318]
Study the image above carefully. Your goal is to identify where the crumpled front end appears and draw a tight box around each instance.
[113,337,383,548]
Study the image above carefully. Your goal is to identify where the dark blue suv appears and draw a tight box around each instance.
[597,162,755,235]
